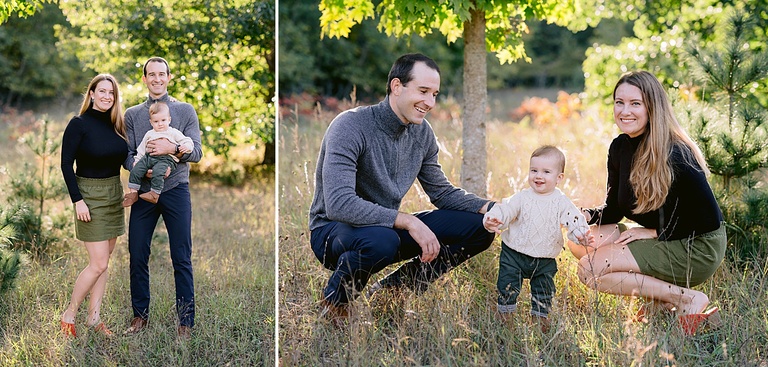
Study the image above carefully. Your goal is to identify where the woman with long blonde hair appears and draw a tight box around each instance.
[568,70,726,335]
[60,74,128,337]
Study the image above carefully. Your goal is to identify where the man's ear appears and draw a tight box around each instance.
[390,78,402,96]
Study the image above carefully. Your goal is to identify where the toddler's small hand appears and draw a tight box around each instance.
[483,216,503,234]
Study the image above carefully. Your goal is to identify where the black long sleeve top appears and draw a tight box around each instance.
[60,108,129,203]
[585,134,723,241]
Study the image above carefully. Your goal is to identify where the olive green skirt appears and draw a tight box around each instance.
[626,223,726,288]
[74,176,125,242]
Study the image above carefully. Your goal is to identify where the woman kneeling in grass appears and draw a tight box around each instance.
[568,70,726,336]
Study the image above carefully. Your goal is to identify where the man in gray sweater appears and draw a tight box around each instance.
[122,57,202,338]
[309,53,495,324]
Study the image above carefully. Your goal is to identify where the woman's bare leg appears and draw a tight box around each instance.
[61,239,112,324]
[86,238,116,326]
[567,223,622,260]
[577,243,710,315]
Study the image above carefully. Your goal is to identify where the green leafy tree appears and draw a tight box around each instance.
[582,0,768,106]
[319,0,604,196]
[58,0,275,164]
[0,3,84,107]
[0,0,51,24]
[279,0,464,99]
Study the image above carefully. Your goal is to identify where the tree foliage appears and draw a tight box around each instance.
[281,1,630,97]
[279,0,464,99]
[58,0,275,161]
[582,0,768,107]
[319,0,601,65]
[0,3,83,106]
[318,0,607,196]
[682,11,768,260]
[0,0,51,24]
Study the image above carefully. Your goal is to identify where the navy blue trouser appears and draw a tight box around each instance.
[311,210,495,306]
[129,183,195,327]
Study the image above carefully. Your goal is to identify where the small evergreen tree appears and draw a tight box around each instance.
[683,11,768,261]
[6,117,67,260]
[0,205,23,298]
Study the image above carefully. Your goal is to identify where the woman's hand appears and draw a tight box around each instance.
[615,227,656,245]
[75,200,91,222]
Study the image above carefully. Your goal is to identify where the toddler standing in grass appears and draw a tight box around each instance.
[483,145,593,332]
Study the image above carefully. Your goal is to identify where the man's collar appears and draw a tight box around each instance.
[145,93,171,106]
[374,96,411,137]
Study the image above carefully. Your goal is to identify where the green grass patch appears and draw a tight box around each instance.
[0,176,275,366]
[278,97,768,365]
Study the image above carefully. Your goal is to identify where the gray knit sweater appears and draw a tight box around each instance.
[309,97,487,231]
[123,94,203,192]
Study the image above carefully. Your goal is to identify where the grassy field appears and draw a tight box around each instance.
[278,96,768,366]
[0,113,275,366]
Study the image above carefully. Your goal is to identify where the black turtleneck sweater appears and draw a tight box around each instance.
[586,133,723,241]
[61,108,129,203]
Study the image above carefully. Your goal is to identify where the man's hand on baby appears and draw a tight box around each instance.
[144,167,171,179]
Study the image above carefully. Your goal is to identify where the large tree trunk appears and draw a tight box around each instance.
[262,140,275,165]
[461,5,487,197]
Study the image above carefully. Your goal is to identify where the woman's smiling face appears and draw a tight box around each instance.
[613,83,648,138]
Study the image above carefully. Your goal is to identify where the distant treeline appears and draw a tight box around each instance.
[278,1,633,100]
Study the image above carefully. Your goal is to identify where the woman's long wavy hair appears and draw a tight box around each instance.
[614,71,709,214]
[78,74,126,140]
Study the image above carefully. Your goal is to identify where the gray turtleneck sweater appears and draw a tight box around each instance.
[309,97,487,231]
[123,94,203,193]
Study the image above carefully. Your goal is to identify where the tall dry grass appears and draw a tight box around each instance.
[278,95,768,366]
[0,116,275,366]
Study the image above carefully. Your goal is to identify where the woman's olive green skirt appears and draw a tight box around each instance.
[626,223,726,288]
[74,176,125,242]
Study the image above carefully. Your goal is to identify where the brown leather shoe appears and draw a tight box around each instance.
[319,300,348,328]
[177,325,192,339]
[139,191,160,204]
[122,191,139,207]
[124,317,148,335]
[535,315,551,333]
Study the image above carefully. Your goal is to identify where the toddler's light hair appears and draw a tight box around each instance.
[149,101,169,117]
[531,145,566,173]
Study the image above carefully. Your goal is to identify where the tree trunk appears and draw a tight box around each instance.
[262,140,275,165]
[461,5,487,197]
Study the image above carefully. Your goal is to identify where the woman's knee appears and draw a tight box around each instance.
[89,260,109,274]
[577,257,600,289]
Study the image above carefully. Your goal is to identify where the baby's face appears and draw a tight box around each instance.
[150,110,171,132]
[528,154,564,195]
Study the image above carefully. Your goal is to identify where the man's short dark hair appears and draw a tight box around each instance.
[386,53,440,95]
[143,57,171,76]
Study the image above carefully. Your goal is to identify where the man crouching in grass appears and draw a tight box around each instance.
[308,53,496,327]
